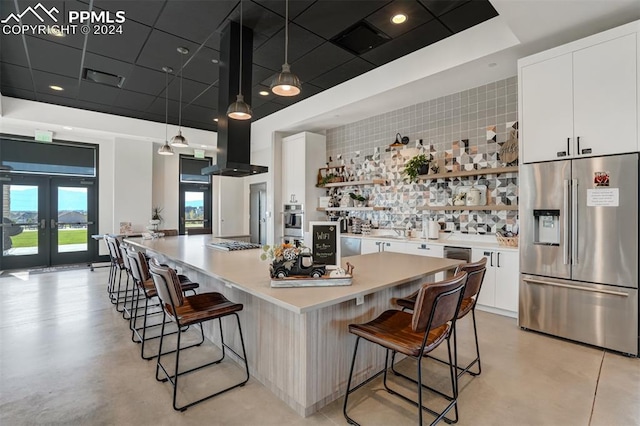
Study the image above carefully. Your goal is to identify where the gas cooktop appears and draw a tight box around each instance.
[207,240,261,251]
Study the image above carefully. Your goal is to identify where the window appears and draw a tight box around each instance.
[178,155,212,235]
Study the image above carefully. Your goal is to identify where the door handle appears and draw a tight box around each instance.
[50,219,57,229]
[571,179,578,264]
[523,278,628,297]
[563,179,570,265]
[489,252,494,267]
[567,137,570,156]
[497,252,501,268]
[41,219,46,229]
[577,136,580,154]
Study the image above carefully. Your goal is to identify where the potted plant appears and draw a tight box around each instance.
[149,206,163,231]
[349,192,367,207]
[404,153,431,183]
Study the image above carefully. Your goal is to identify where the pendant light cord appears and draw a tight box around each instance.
[238,0,243,97]
[284,0,289,65]
[178,54,183,130]
[165,70,169,142]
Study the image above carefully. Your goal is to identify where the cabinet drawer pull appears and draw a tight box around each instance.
[523,278,628,297]
[567,137,570,156]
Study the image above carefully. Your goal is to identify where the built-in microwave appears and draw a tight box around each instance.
[282,204,304,242]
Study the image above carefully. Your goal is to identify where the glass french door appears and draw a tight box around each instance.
[179,184,211,235]
[0,175,97,270]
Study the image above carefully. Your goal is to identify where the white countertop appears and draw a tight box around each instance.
[341,231,519,252]
[124,235,463,314]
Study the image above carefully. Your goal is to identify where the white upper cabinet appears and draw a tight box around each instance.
[520,23,639,163]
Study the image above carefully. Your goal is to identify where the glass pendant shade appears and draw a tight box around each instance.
[270,63,301,96]
[227,94,252,120]
[170,130,188,147]
[158,141,174,155]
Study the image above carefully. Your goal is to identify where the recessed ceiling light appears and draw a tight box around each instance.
[62,126,73,130]
[50,28,65,37]
[49,85,64,91]
[211,59,219,64]
[259,90,269,96]
[391,13,407,24]
[214,118,219,122]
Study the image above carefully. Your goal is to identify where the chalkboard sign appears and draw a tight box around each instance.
[308,221,341,268]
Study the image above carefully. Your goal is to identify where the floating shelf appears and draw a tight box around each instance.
[418,166,519,180]
[417,205,519,211]
[317,179,387,188]
[317,206,390,212]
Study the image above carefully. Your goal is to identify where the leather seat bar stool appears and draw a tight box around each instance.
[127,249,199,360]
[395,258,487,380]
[119,241,144,321]
[105,235,129,310]
[148,258,249,411]
[343,272,468,426]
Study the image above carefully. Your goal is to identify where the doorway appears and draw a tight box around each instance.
[0,175,98,270]
[249,182,266,245]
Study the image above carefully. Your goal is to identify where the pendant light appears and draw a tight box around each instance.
[170,47,189,147]
[270,0,301,96]
[227,0,252,120]
[158,66,174,156]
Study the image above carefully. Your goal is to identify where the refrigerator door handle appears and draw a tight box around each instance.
[571,179,578,264]
[563,179,570,265]
[523,278,629,297]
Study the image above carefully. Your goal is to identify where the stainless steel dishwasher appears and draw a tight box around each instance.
[341,237,361,257]
[444,245,471,276]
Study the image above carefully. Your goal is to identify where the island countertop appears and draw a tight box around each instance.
[125,235,462,314]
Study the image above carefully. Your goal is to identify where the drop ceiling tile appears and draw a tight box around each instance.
[32,70,79,98]
[253,0,316,20]
[166,77,211,103]
[1,86,37,101]
[310,57,376,89]
[253,23,324,71]
[290,42,355,83]
[182,103,217,124]
[112,90,156,111]
[181,119,217,132]
[78,80,121,105]
[89,0,165,26]
[83,52,134,82]
[418,0,468,17]
[294,0,391,40]
[366,0,435,38]
[252,64,275,86]
[25,0,88,50]
[155,0,236,44]
[439,0,498,33]
[0,63,34,91]
[190,85,218,109]
[361,18,450,66]
[252,100,284,120]
[121,65,167,96]
[0,34,30,67]
[26,36,82,78]
[86,19,152,63]
[226,2,284,39]
[136,30,218,84]
[146,96,181,121]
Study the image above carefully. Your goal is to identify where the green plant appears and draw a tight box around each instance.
[404,153,431,183]
[349,192,366,202]
[320,173,337,186]
[151,206,163,222]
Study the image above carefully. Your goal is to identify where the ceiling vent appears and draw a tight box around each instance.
[331,21,391,55]
[82,68,125,88]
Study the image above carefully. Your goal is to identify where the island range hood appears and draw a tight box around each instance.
[202,21,268,178]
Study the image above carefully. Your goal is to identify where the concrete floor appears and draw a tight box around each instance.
[0,267,638,425]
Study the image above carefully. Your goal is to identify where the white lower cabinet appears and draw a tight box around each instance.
[403,242,445,281]
[360,239,406,254]
[472,248,519,316]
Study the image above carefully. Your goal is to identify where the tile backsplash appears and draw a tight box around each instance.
[325,76,519,234]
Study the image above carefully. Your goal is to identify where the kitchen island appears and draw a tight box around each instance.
[125,235,462,416]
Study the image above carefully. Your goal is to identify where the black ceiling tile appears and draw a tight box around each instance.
[361,18,451,66]
[121,65,167,96]
[0,34,30,67]
[181,119,217,132]
[366,0,435,38]
[182,104,217,124]
[135,30,217,84]
[227,2,284,39]
[90,0,166,26]
[252,100,284,118]
[439,0,498,33]
[294,0,391,40]
[252,0,316,20]
[112,90,156,111]
[86,19,152,63]
[1,86,37,101]
[190,85,218,109]
[290,42,355,83]
[26,36,82,78]
[78,80,121,105]
[12,0,65,25]
[83,52,134,82]
[252,64,276,86]
[31,70,79,98]
[417,0,469,17]
[25,0,88,50]
[155,0,236,44]
[166,77,210,105]
[310,57,375,89]
[0,63,34,91]
[253,23,324,71]
[251,85,273,108]
[146,96,181,121]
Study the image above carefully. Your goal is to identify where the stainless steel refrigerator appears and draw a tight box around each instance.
[520,153,638,355]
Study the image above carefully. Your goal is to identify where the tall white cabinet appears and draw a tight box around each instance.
[281,132,326,236]
[519,22,639,163]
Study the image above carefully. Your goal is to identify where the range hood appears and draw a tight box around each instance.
[202,21,268,178]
